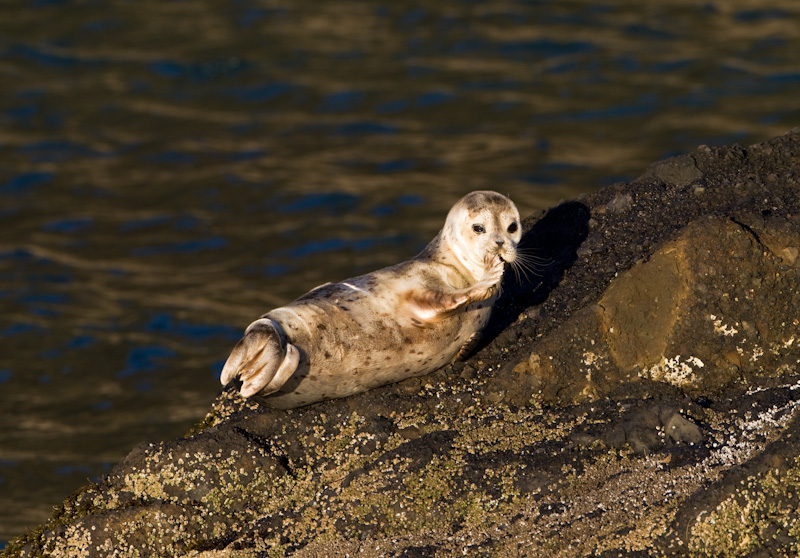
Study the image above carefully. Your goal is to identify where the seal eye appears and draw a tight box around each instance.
[507,222,518,234]
[472,224,486,234]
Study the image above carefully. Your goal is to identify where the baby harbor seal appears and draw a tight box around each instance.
[221,190,521,408]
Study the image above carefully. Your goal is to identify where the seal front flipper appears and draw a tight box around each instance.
[405,257,505,323]
[405,285,488,323]
[404,288,471,323]
[220,318,299,398]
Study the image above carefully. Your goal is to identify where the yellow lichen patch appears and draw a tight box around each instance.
[688,457,800,557]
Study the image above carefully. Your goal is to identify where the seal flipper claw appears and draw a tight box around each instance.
[220,337,248,386]
[259,343,300,395]
[453,331,482,362]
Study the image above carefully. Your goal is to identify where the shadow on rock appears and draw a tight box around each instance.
[480,200,591,347]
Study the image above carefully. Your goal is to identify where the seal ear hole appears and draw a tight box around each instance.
[507,222,518,234]
[472,223,486,234]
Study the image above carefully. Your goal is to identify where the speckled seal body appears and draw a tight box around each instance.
[221,191,521,408]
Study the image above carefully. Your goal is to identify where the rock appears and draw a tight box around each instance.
[642,153,704,187]
[507,212,800,404]
[5,131,800,558]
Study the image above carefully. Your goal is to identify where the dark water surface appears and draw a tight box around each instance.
[1,0,799,543]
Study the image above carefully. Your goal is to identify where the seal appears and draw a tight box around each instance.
[220,190,522,408]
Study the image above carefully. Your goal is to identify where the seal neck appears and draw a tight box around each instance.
[441,226,484,283]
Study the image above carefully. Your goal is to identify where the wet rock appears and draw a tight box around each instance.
[642,154,703,187]
[604,192,633,214]
[604,404,703,454]
[5,131,800,557]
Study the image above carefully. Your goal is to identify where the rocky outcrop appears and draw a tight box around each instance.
[5,131,800,557]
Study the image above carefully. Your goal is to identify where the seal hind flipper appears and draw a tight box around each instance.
[222,318,298,398]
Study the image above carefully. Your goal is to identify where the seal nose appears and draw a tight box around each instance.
[495,240,505,248]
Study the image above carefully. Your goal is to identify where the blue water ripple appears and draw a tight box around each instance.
[118,345,177,378]
[7,43,90,68]
[371,204,396,217]
[397,194,424,206]
[765,72,800,85]
[229,149,267,162]
[0,248,32,261]
[146,313,240,341]
[377,159,415,173]
[67,335,96,349]
[734,9,790,22]
[0,172,53,195]
[147,151,197,165]
[238,8,270,28]
[130,236,227,256]
[415,91,454,108]
[173,215,201,230]
[622,24,676,40]
[119,215,171,232]
[335,121,398,136]
[54,464,94,476]
[263,263,291,277]
[5,103,37,122]
[1,323,44,337]
[499,38,596,58]
[42,216,93,233]
[82,19,124,33]
[318,90,365,113]
[148,58,247,81]
[91,400,113,411]
[279,192,359,213]
[231,82,295,103]
[290,237,347,258]
[21,292,68,304]
[30,307,60,318]
[19,139,103,163]
[375,99,409,114]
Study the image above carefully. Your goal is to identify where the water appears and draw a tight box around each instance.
[1,0,799,543]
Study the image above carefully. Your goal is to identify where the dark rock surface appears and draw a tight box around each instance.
[5,131,800,557]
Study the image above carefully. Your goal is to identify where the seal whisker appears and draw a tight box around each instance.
[511,251,550,281]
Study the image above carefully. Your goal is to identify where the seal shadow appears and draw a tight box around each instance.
[477,200,591,350]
